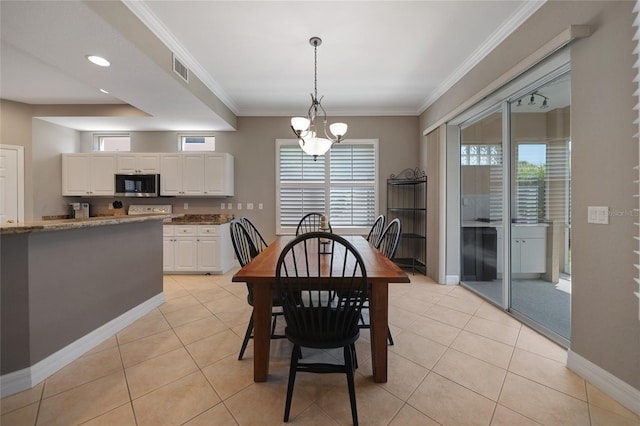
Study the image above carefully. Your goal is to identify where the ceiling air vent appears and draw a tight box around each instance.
[173,54,189,83]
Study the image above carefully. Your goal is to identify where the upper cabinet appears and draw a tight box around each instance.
[160,153,234,197]
[116,153,160,174]
[62,154,115,196]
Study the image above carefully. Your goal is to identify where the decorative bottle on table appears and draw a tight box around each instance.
[320,214,330,252]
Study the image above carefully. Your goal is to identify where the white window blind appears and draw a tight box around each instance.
[276,140,378,234]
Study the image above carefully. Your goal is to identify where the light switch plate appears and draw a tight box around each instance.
[227,203,232,210]
[183,203,189,210]
[237,203,242,210]
[258,203,263,210]
[247,203,254,210]
[588,206,608,224]
[220,202,225,210]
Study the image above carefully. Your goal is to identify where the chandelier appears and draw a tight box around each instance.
[290,37,348,161]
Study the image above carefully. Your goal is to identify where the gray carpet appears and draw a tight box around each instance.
[463,277,571,340]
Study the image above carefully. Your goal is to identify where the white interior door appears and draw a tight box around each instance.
[0,145,24,224]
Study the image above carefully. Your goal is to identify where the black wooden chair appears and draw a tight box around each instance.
[240,216,268,253]
[229,220,285,360]
[367,217,402,345]
[295,212,332,235]
[376,218,402,260]
[366,214,385,247]
[276,232,367,425]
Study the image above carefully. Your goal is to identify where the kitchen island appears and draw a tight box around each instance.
[0,214,179,397]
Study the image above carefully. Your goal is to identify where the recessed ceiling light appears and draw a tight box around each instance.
[87,55,110,67]
[99,88,109,94]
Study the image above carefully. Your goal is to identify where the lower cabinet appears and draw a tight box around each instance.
[163,223,233,274]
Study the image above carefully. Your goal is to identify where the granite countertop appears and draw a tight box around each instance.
[164,214,234,225]
[1,214,184,235]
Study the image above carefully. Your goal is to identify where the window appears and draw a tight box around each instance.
[180,135,215,151]
[96,134,130,152]
[276,139,378,234]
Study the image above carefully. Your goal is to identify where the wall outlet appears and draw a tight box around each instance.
[183,203,189,210]
[220,202,225,210]
[258,203,263,210]
[247,203,254,210]
[237,203,242,210]
[107,203,113,210]
[227,203,232,210]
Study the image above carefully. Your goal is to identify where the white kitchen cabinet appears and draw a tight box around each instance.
[117,153,160,174]
[496,225,547,274]
[163,223,233,273]
[62,153,115,196]
[204,153,234,196]
[160,153,234,196]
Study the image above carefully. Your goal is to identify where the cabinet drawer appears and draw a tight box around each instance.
[513,225,546,239]
[173,225,197,236]
[197,225,219,236]
[163,226,174,237]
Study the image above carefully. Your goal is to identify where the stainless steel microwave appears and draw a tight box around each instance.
[114,174,159,197]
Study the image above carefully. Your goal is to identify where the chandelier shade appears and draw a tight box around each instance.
[291,37,348,161]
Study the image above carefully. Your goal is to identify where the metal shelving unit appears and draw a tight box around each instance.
[387,168,427,275]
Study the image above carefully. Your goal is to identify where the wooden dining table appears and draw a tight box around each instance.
[232,234,410,383]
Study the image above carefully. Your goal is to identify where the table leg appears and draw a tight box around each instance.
[369,282,388,383]
[252,284,273,382]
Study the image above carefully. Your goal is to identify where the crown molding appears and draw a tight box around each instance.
[417,0,547,114]
[122,0,240,115]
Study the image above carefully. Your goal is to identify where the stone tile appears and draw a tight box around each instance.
[359,350,429,401]
[225,380,304,425]
[125,347,198,399]
[423,303,473,328]
[0,382,43,414]
[433,348,506,401]
[173,315,230,345]
[286,403,339,425]
[498,373,590,425]
[508,348,586,400]
[80,403,136,426]
[84,335,118,356]
[450,330,514,369]
[389,403,441,425]
[131,371,220,426]
[515,326,567,363]
[119,329,183,368]
[183,402,239,426]
[490,404,542,425]
[201,354,255,400]
[408,372,495,426]
[43,346,122,398]
[590,404,640,426]
[464,316,520,346]
[186,329,243,368]
[1,401,38,426]
[586,382,640,421]
[409,315,462,346]
[436,294,483,315]
[474,302,523,329]
[116,310,171,345]
[38,371,130,426]
[158,294,201,315]
[388,330,448,370]
[162,303,215,328]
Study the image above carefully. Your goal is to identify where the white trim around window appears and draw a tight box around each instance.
[275,139,379,235]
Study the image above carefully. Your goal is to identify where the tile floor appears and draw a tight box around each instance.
[2,271,639,426]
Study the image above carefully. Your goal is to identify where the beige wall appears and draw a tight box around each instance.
[5,111,418,240]
[420,0,639,394]
[1,100,34,220]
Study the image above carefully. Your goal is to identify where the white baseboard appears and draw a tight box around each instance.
[0,293,164,398]
[445,275,459,285]
[567,349,640,416]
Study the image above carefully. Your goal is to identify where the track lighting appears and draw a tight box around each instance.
[515,91,550,110]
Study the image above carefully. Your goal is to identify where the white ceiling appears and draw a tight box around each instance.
[0,0,546,132]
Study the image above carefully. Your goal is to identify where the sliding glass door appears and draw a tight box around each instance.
[509,74,571,341]
[460,109,504,305]
[458,69,572,345]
